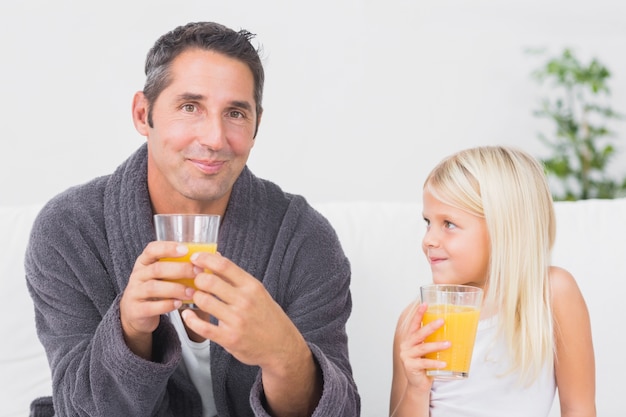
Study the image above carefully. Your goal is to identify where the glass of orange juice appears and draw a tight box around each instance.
[420,284,483,379]
[154,214,221,309]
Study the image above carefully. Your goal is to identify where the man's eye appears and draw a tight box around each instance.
[182,104,196,112]
[228,110,244,119]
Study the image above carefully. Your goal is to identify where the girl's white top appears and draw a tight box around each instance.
[169,310,217,417]
[430,316,556,417]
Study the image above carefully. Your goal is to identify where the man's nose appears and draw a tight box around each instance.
[196,115,226,150]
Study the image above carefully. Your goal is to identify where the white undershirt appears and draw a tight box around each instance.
[430,316,556,417]
[168,310,217,417]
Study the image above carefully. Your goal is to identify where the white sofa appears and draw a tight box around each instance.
[2,198,625,417]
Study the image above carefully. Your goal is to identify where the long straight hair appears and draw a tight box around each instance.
[424,146,556,384]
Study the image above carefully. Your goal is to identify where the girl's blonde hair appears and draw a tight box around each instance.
[424,145,556,384]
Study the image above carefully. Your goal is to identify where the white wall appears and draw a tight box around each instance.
[2,0,625,206]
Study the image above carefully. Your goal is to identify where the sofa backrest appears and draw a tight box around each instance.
[2,198,625,417]
[0,204,51,417]
[316,198,626,417]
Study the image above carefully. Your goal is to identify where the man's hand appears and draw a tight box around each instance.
[182,251,323,416]
[119,241,196,360]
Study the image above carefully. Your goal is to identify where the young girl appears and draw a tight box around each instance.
[390,146,595,417]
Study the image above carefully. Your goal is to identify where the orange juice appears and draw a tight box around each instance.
[422,304,480,378]
[160,242,217,302]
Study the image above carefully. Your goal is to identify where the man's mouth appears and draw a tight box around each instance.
[188,158,224,175]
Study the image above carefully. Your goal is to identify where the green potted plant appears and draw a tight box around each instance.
[529,48,626,201]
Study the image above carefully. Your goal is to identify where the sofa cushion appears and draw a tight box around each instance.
[0,204,51,417]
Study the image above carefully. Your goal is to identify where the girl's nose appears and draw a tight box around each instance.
[422,228,440,248]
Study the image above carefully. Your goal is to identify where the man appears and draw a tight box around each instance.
[26,21,359,417]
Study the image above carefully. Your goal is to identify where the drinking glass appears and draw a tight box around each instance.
[154,214,220,309]
[420,284,483,379]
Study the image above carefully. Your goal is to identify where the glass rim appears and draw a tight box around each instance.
[153,213,221,219]
[420,284,483,293]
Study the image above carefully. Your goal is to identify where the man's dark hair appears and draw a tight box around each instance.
[143,21,264,135]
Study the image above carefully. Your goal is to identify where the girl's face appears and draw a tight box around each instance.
[421,188,490,288]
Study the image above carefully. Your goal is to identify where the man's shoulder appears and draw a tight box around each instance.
[259,179,324,224]
[34,175,109,233]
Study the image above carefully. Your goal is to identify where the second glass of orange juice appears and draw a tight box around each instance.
[420,284,483,379]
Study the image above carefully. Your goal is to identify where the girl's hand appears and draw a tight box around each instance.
[390,301,450,416]
[398,302,450,390]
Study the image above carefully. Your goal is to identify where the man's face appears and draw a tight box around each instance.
[135,48,259,214]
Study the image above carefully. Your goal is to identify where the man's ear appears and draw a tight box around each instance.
[253,110,263,139]
[132,91,150,136]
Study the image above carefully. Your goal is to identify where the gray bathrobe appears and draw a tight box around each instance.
[25,144,360,417]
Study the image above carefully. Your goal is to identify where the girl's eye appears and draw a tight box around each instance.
[423,218,431,227]
[444,220,457,229]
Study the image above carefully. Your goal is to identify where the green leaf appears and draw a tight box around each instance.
[529,47,626,200]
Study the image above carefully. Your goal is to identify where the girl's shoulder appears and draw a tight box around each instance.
[395,300,420,332]
[548,266,579,295]
[548,265,588,316]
